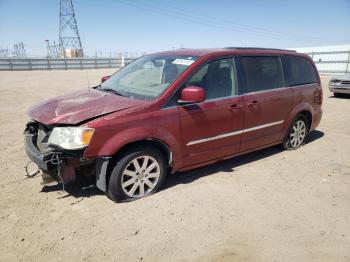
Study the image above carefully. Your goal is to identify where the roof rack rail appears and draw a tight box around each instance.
[223,47,296,52]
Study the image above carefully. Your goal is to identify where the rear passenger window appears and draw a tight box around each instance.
[283,56,318,86]
[241,56,284,93]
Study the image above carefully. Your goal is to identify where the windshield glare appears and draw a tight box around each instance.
[100,55,198,100]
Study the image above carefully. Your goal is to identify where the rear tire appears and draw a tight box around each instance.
[283,115,308,150]
[334,92,340,98]
[107,146,167,203]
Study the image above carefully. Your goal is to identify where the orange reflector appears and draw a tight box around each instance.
[82,129,94,145]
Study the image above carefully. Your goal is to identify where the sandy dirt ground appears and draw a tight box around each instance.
[0,70,349,262]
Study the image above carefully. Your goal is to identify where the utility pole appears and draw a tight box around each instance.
[59,0,84,58]
[45,40,51,58]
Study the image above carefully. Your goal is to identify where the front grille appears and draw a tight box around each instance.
[340,80,350,85]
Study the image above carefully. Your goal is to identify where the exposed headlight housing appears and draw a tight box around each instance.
[48,127,94,150]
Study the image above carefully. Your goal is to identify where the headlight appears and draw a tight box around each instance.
[48,127,94,150]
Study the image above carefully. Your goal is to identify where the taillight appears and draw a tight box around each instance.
[314,87,323,105]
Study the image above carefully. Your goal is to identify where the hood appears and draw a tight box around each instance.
[28,89,144,125]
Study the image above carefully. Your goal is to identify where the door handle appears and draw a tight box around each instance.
[229,104,242,110]
[247,100,259,107]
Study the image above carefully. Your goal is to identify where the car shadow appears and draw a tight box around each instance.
[162,129,325,191]
[40,130,325,199]
[40,175,104,199]
[305,130,324,144]
[329,93,350,99]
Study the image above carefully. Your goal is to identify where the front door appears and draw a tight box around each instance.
[177,57,244,166]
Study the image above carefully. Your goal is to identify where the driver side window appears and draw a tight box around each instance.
[187,57,237,100]
[164,57,237,108]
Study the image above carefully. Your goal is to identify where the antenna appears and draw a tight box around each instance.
[59,0,84,58]
[86,70,91,91]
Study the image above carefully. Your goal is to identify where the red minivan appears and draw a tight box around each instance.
[24,48,323,202]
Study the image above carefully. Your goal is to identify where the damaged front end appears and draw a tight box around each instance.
[24,121,95,186]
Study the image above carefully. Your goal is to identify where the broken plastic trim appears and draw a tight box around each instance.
[25,161,40,178]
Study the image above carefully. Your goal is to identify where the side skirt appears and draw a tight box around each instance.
[176,140,283,173]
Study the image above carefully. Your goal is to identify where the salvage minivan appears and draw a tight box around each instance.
[24,47,323,202]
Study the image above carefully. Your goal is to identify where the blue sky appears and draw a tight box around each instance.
[0,0,349,56]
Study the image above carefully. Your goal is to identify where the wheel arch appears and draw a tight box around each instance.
[298,110,312,131]
[284,102,314,132]
[97,138,173,193]
[109,138,172,167]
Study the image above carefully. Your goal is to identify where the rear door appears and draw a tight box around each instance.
[239,56,293,151]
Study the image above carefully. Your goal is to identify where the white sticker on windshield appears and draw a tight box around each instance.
[172,59,195,66]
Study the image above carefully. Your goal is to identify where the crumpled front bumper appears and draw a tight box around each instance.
[24,121,108,190]
[24,133,56,174]
[24,124,81,183]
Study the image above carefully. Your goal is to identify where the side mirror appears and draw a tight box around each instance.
[178,86,205,104]
[101,76,110,83]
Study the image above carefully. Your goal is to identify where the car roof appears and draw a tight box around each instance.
[153,47,303,58]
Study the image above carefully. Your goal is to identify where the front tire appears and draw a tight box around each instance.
[283,115,308,150]
[107,146,167,202]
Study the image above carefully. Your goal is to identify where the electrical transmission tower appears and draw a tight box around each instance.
[45,40,59,58]
[59,0,84,57]
[0,48,9,57]
[13,42,27,57]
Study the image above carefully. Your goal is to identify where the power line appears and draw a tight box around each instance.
[148,0,338,43]
[116,0,310,43]
[117,0,345,45]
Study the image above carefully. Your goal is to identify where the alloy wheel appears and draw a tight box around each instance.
[121,155,161,198]
[289,120,307,148]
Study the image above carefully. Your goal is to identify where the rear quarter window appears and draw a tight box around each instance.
[283,56,318,86]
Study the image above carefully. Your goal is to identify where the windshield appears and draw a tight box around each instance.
[100,55,198,100]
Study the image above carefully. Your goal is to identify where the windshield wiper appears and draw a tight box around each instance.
[101,88,126,97]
